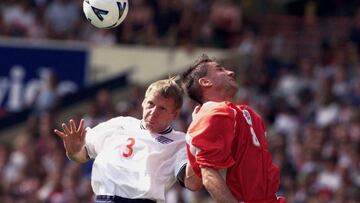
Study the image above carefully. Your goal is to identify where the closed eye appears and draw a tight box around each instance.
[215,65,225,71]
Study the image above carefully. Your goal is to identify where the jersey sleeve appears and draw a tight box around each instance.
[186,142,202,177]
[174,147,187,187]
[189,104,236,170]
[85,117,124,159]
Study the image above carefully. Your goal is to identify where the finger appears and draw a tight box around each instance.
[80,128,86,141]
[70,119,77,133]
[54,129,66,139]
[62,123,71,135]
[77,119,85,133]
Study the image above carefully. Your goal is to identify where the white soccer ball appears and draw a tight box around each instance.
[83,0,129,29]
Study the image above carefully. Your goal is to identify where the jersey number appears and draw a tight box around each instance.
[123,137,135,157]
[242,110,260,147]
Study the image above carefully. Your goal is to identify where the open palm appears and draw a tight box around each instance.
[54,119,86,156]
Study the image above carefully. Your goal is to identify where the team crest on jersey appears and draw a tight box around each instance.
[155,136,173,144]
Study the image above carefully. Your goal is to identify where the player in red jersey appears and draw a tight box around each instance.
[181,55,285,203]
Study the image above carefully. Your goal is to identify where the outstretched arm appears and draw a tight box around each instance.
[54,119,89,163]
[201,167,238,203]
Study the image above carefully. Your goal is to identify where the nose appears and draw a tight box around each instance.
[149,106,160,117]
[227,70,235,77]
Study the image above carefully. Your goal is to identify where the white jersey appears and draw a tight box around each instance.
[85,116,187,203]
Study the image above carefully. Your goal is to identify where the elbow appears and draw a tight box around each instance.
[184,174,203,191]
[185,180,202,191]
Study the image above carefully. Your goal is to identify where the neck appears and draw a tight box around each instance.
[141,121,172,134]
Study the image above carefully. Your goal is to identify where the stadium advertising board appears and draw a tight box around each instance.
[0,44,88,113]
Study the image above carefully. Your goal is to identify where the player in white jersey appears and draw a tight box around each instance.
[54,78,201,203]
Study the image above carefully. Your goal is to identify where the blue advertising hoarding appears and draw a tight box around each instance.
[0,43,88,113]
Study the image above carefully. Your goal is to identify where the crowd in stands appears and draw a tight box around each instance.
[0,0,357,49]
[1,0,360,202]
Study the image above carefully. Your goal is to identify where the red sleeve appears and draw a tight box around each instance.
[186,143,202,177]
[188,104,236,170]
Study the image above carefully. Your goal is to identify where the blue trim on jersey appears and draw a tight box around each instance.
[158,126,172,134]
[176,163,187,187]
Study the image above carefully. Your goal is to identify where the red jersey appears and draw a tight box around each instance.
[186,101,280,202]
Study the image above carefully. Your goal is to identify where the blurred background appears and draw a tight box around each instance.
[1,0,360,202]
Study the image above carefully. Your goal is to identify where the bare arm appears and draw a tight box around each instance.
[66,145,88,163]
[54,119,89,163]
[201,167,238,203]
[184,161,203,191]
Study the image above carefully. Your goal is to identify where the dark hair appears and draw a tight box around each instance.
[181,54,214,104]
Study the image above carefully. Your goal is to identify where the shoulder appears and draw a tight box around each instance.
[101,116,139,125]
[90,116,140,131]
[166,129,186,141]
[237,104,262,119]
[236,104,265,127]
[171,129,186,136]
[189,102,237,132]
[196,101,236,118]
[202,101,230,110]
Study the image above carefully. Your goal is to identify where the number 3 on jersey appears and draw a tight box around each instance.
[123,137,135,157]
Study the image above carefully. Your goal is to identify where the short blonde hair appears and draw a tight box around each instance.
[145,77,183,110]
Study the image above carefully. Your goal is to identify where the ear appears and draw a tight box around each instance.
[172,109,180,119]
[198,77,212,88]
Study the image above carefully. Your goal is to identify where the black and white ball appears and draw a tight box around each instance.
[83,0,128,29]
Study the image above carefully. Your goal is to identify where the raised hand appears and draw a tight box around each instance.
[54,119,86,159]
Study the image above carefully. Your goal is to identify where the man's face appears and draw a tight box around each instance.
[203,62,238,96]
[142,90,179,133]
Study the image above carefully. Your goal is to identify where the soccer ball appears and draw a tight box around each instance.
[83,0,129,29]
